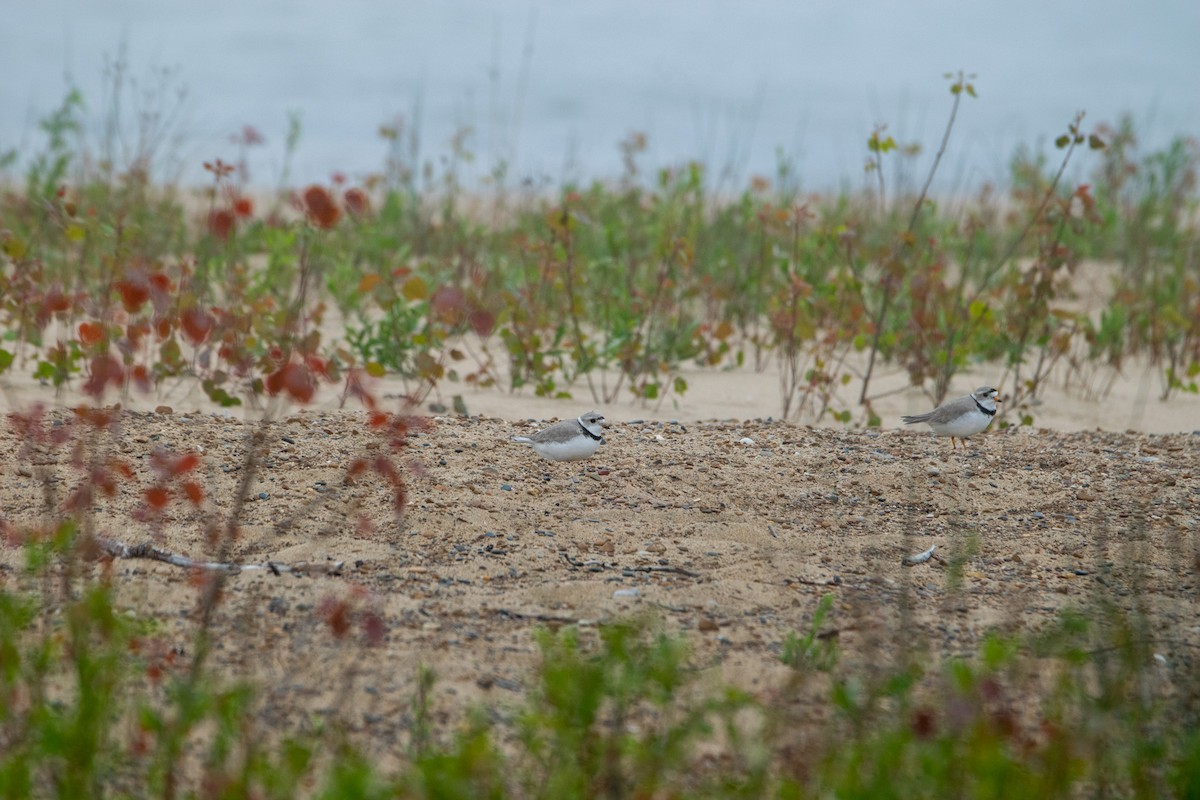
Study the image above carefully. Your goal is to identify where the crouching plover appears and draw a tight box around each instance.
[512,411,605,461]
[901,386,1001,448]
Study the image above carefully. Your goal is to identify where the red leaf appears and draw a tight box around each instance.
[173,453,201,476]
[302,186,340,229]
[182,481,204,505]
[126,321,150,348]
[361,611,386,646]
[74,405,114,428]
[373,456,398,482]
[145,486,170,509]
[430,285,467,324]
[207,209,235,240]
[116,277,150,313]
[344,188,370,216]
[468,309,495,336]
[181,307,215,346]
[149,272,172,293]
[82,355,124,399]
[265,367,284,396]
[91,465,116,497]
[318,596,351,639]
[305,355,331,381]
[78,321,104,345]
[110,458,135,480]
[130,364,152,393]
[65,485,93,512]
[41,288,72,322]
[281,362,315,403]
[346,458,368,481]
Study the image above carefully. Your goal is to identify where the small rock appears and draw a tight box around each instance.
[612,588,640,599]
[698,617,719,632]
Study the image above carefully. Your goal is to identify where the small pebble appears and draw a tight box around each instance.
[612,588,639,599]
[501,484,512,492]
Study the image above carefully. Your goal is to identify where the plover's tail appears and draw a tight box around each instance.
[900,412,932,425]
[512,436,533,444]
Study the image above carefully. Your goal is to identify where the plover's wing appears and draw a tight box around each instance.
[926,395,977,424]
[528,419,580,443]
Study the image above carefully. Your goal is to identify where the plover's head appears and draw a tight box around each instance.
[971,386,1000,411]
[578,411,605,435]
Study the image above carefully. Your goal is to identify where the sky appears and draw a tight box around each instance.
[3,1,1197,191]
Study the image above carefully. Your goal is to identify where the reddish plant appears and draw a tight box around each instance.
[343,187,370,217]
[266,360,316,403]
[302,185,340,229]
[180,307,215,346]
[207,209,235,240]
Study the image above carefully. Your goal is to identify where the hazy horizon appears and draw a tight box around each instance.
[3,0,1198,192]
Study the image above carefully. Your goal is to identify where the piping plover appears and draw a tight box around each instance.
[512,411,605,461]
[901,386,1000,448]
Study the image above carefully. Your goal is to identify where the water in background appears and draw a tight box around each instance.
[3,0,1198,192]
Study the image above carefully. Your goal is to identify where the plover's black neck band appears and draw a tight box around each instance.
[578,420,603,441]
[973,396,996,417]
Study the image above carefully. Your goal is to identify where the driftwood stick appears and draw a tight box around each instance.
[95,537,344,576]
[559,551,700,578]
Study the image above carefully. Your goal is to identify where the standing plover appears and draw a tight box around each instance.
[902,386,1000,448]
[512,411,605,461]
